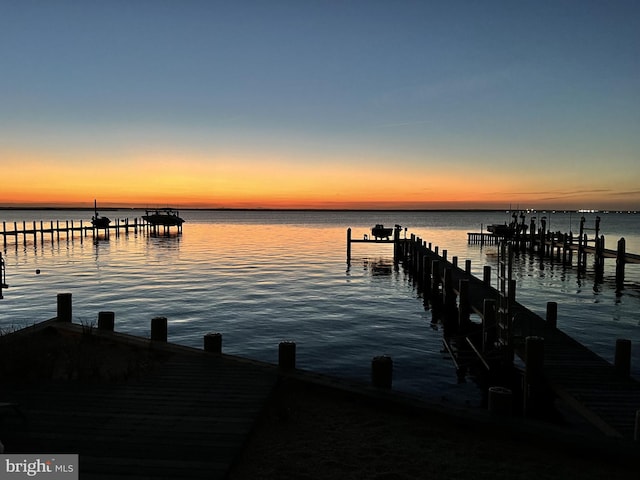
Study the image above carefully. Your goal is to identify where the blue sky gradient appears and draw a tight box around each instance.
[1,1,639,209]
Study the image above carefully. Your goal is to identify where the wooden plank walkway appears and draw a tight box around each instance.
[404,237,640,439]
[1,323,277,480]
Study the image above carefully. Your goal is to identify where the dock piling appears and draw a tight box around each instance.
[204,333,223,353]
[151,316,168,342]
[56,293,72,322]
[488,386,513,416]
[278,341,296,370]
[546,302,557,329]
[97,311,115,331]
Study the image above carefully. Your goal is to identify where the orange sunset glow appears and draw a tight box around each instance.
[2,2,638,211]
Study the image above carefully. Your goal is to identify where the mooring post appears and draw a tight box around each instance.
[151,316,168,342]
[278,341,296,370]
[488,386,513,416]
[97,311,115,331]
[465,259,471,274]
[616,237,626,292]
[422,255,432,292]
[546,301,557,329]
[614,339,631,377]
[431,260,441,298]
[371,355,393,389]
[56,293,72,322]
[204,333,222,353]
[483,265,491,286]
[346,227,352,264]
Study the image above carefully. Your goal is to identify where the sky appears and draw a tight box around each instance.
[1,0,639,210]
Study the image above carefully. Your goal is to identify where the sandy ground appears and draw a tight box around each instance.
[227,378,638,480]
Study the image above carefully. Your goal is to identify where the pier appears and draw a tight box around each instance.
[467,215,640,290]
[346,224,405,264]
[396,232,640,438]
[1,216,183,248]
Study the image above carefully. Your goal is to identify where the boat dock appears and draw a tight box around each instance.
[396,232,640,438]
[1,216,182,248]
[467,215,640,290]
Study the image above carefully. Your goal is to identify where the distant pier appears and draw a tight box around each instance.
[467,215,640,291]
[1,216,183,248]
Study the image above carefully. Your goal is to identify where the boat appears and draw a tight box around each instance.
[91,200,111,228]
[371,224,393,240]
[142,208,185,227]
[486,211,528,237]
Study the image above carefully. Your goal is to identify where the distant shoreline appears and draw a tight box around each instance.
[0,206,629,214]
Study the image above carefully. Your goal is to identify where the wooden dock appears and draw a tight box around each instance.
[467,215,640,290]
[1,318,277,480]
[1,216,181,248]
[398,233,640,439]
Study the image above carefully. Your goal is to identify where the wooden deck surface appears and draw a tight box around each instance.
[415,244,640,439]
[1,324,277,480]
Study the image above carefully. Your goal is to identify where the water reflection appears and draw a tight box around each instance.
[363,257,394,276]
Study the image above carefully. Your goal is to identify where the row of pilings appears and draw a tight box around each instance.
[395,233,640,433]
[1,217,182,248]
[468,215,637,292]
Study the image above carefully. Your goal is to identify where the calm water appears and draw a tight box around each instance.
[1,209,639,404]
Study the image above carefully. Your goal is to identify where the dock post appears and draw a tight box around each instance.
[278,341,296,370]
[488,386,512,416]
[431,260,440,299]
[204,333,222,353]
[483,265,491,286]
[422,255,432,293]
[56,293,73,322]
[524,336,545,416]
[616,237,626,292]
[614,339,631,377]
[151,316,168,342]
[452,256,457,268]
[465,259,471,274]
[346,228,352,264]
[97,311,115,331]
[546,301,557,329]
[371,355,393,389]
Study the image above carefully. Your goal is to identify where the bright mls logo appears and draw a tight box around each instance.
[1,455,78,479]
